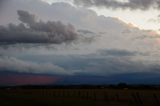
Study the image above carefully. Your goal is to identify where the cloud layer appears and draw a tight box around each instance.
[74,0,160,10]
[0,1,160,81]
[0,56,71,75]
[0,10,78,44]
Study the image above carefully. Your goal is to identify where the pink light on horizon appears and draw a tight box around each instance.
[0,74,61,85]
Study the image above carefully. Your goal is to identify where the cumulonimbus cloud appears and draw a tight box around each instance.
[0,10,78,44]
[73,0,160,10]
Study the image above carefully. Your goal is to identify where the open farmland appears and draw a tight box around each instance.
[0,88,160,106]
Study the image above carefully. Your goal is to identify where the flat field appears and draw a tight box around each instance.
[0,88,160,106]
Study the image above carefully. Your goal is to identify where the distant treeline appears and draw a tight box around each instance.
[1,83,160,90]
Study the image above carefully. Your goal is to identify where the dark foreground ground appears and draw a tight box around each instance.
[0,87,160,106]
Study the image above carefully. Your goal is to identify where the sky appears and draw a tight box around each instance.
[44,0,160,33]
[0,0,160,85]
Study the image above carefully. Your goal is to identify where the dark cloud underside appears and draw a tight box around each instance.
[0,10,78,44]
[74,0,160,10]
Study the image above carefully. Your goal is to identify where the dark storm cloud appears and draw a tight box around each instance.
[0,10,78,44]
[77,29,95,34]
[74,0,160,10]
[17,10,36,26]
[100,49,136,57]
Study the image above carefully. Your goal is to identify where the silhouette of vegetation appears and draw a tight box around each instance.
[0,84,160,106]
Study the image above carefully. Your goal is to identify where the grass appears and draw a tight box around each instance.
[0,89,159,106]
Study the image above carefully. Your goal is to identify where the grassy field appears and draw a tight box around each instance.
[0,88,160,106]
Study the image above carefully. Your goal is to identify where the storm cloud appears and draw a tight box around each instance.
[0,1,160,79]
[0,56,71,75]
[0,10,78,44]
[17,10,36,26]
[74,0,160,10]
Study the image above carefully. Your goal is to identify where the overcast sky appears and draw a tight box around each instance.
[0,0,160,85]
